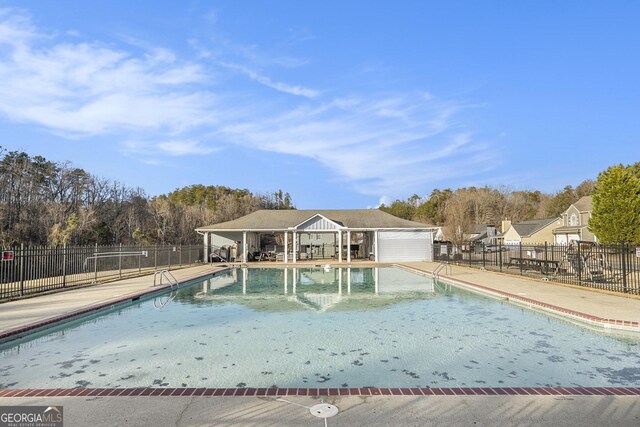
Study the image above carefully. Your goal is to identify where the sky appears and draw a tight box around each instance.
[0,1,638,209]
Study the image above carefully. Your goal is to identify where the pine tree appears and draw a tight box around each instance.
[590,164,640,244]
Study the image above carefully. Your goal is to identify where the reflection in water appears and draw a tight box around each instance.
[186,267,438,312]
[2,266,640,390]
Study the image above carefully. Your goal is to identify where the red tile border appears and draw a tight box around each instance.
[2,387,639,398]
[422,270,640,332]
[0,268,226,342]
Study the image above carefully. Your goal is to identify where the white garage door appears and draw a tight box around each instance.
[377,231,432,262]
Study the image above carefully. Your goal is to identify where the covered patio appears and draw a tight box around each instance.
[195,209,434,264]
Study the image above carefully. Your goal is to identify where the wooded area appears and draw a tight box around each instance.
[0,149,294,246]
[1,147,638,246]
[380,161,640,244]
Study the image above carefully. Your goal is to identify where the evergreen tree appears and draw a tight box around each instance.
[590,164,640,243]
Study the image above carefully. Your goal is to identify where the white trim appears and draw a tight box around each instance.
[284,232,288,263]
[293,232,297,263]
[292,213,344,231]
[242,231,247,263]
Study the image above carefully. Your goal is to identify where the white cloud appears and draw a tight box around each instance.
[220,62,320,98]
[0,10,214,136]
[221,95,494,198]
[0,9,497,201]
[123,139,217,157]
[156,140,217,156]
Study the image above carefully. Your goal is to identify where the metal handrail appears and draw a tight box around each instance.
[83,250,148,270]
[153,270,179,290]
[433,262,452,279]
[152,270,180,310]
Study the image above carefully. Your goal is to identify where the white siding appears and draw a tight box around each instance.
[297,215,341,231]
[377,230,432,262]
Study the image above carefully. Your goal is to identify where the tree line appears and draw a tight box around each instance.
[2,147,638,246]
[379,162,640,244]
[0,149,294,247]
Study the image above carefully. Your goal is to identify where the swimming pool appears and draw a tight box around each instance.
[1,267,639,390]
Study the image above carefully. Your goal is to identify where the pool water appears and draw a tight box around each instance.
[1,267,639,389]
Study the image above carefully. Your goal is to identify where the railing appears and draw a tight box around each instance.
[432,262,451,279]
[0,244,203,300]
[153,270,179,290]
[152,270,179,310]
[433,241,640,295]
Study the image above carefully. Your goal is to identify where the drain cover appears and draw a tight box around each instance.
[309,403,339,418]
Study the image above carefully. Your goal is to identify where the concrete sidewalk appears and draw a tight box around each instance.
[0,264,223,334]
[3,394,639,427]
[404,261,640,328]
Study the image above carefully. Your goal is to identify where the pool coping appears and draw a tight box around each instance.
[398,264,640,333]
[2,265,640,397]
[1,386,639,398]
[0,266,228,343]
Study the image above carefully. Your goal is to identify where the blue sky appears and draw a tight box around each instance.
[0,1,638,208]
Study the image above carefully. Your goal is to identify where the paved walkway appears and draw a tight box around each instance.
[403,261,640,329]
[3,394,639,427]
[0,265,223,337]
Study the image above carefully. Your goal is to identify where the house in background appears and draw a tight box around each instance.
[465,224,497,244]
[432,224,496,244]
[552,196,597,244]
[500,218,561,244]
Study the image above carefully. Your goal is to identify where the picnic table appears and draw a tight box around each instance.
[506,257,560,275]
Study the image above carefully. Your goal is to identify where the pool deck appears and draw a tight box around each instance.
[0,264,226,341]
[403,261,640,331]
[2,262,640,426]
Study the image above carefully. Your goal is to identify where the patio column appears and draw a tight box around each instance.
[346,230,351,263]
[242,231,247,263]
[284,231,289,263]
[293,232,297,263]
[338,230,343,263]
[203,232,209,262]
[374,231,379,262]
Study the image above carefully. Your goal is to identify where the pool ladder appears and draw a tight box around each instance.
[153,270,179,290]
[432,262,451,279]
[152,270,179,310]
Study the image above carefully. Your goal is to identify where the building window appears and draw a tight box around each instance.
[569,214,578,226]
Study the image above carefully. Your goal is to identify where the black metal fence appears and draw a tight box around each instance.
[0,244,204,300]
[433,241,640,295]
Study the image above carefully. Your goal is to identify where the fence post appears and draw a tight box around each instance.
[154,244,158,272]
[62,243,67,288]
[544,242,548,275]
[179,245,182,268]
[468,244,472,267]
[499,242,503,272]
[482,242,486,269]
[621,241,628,293]
[576,242,582,283]
[119,243,123,279]
[19,243,25,297]
[169,246,172,269]
[519,243,523,275]
[94,243,99,283]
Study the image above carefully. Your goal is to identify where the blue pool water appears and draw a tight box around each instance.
[1,267,639,389]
